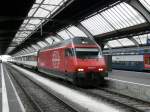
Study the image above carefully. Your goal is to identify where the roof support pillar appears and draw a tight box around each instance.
[21,50,27,55]
[103,42,112,52]
[32,44,41,51]
[21,51,26,55]
[30,46,37,51]
[75,23,94,40]
[128,37,139,47]
[36,44,42,49]
[128,0,150,23]
[107,45,113,55]
[54,33,64,41]
[43,40,50,46]
[44,40,51,46]
[76,23,105,50]
[24,49,30,54]
[27,47,34,53]
[105,42,111,49]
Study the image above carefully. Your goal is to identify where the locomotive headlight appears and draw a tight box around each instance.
[98,68,103,72]
[77,68,84,72]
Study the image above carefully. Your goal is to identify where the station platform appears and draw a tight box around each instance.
[0,63,25,112]
[108,69,150,85]
[107,69,150,103]
[1,63,150,112]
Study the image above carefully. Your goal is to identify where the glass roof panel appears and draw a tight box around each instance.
[27,47,35,52]
[23,49,29,53]
[139,0,150,12]
[133,34,150,45]
[81,14,115,35]
[102,10,122,29]
[118,38,135,46]
[5,47,15,54]
[45,37,53,44]
[104,45,108,48]
[41,5,55,11]
[51,36,61,43]
[28,19,41,25]
[32,45,40,50]
[125,3,145,23]
[140,35,147,44]
[15,32,28,38]
[67,26,87,37]
[133,36,142,44]
[37,41,47,48]
[25,25,36,30]
[28,5,39,17]
[107,40,122,48]
[36,0,43,3]
[8,0,69,54]
[101,2,145,30]
[42,41,48,46]
[34,8,49,17]
[23,19,29,24]
[57,30,74,40]
[44,0,60,4]
[13,38,24,41]
[81,2,146,36]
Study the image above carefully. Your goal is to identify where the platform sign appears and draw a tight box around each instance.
[147,39,150,45]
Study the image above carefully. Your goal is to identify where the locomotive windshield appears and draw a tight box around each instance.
[75,48,102,59]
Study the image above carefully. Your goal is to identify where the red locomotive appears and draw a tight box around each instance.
[38,37,108,85]
[11,37,108,86]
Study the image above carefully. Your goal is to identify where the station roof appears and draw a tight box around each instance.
[0,0,150,55]
[0,0,35,54]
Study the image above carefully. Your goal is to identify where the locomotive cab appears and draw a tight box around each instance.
[74,47,107,85]
[64,37,108,85]
[37,37,108,86]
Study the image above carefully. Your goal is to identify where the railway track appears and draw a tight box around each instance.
[83,88,150,112]
[6,63,150,112]
[6,65,79,112]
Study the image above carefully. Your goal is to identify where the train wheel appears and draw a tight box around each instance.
[72,76,78,86]
[72,75,83,87]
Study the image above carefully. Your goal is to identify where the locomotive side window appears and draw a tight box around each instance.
[65,48,74,57]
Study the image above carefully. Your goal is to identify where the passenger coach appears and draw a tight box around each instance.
[112,49,150,71]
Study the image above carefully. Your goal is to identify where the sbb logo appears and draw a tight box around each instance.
[52,51,60,69]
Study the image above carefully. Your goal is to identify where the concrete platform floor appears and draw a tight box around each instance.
[0,63,25,112]
[109,69,150,85]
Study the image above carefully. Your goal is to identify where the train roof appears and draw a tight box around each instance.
[103,48,150,55]
[40,37,97,51]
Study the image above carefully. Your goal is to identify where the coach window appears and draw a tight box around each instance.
[33,56,36,61]
[27,56,30,61]
[144,58,150,65]
[147,57,150,65]
[145,58,148,64]
[29,56,31,61]
[31,56,35,61]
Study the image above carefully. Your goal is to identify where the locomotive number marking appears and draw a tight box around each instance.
[52,51,60,69]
